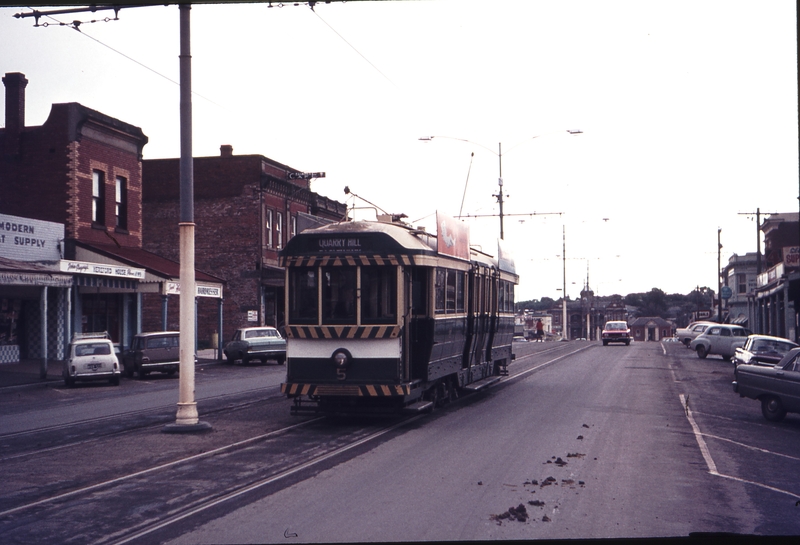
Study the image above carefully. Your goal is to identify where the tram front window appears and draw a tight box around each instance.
[323,268,357,324]
[361,267,397,324]
[289,268,318,324]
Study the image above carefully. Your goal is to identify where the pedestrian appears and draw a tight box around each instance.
[536,319,544,342]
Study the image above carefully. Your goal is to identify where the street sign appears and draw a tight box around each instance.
[721,286,733,300]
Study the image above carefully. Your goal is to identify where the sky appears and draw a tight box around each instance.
[1,0,797,302]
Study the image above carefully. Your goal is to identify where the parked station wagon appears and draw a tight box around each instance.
[63,332,121,387]
[122,331,181,378]
[224,327,286,365]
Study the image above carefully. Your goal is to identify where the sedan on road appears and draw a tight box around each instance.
[689,324,750,361]
[732,334,798,367]
[224,326,286,365]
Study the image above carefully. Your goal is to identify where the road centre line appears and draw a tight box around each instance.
[679,394,800,501]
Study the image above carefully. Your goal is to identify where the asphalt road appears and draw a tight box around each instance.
[2,340,798,543]
[162,341,800,543]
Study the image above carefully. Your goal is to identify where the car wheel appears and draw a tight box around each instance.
[65,376,74,387]
[241,355,250,365]
[682,339,690,347]
[721,355,731,362]
[224,352,235,364]
[137,366,148,379]
[625,341,630,346]
[125,363,134,378]
[277,357,286,365]
[696,345,708,359]
[602,340,608,346]
[110,375,120,386]
[761,396,787,422]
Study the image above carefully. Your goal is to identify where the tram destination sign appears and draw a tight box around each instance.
[295,232,408,255]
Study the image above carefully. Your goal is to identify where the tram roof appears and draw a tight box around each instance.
[283,219,517,278]
[284,219,437,256]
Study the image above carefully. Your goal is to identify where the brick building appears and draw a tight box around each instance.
[142,146,346,346]
[0,72,223,362]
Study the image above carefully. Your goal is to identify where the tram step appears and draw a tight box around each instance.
[404,400,434,413]
[463,375,502,392]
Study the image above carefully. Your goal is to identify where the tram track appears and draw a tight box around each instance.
[0,341,587,544]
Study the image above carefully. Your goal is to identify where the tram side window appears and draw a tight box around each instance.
[498,279,506,312]
[289,268,318,324]
[435,268,465,314]
[323,267,357,324]
[456,271,465,312]
[361,267,397,324]
[435,268,446,314]
[411,268,429,316]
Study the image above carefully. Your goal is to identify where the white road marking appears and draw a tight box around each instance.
[679,394,800,501]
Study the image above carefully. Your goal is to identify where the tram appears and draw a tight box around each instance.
[279,212,518,415]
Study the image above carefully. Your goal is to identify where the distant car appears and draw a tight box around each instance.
[63,332,121,387]
[733,346,800,421]
[601,321,631,346]
[224,326,287,365]
[675,321,716,347]
[689,324,751,361]
[733,335,798,367]
[122,331,182,379]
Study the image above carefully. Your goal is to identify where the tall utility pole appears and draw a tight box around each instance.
[717,228,722,323]
[562,225,568,341]
[738,208,778,275]
[166,4,210,433]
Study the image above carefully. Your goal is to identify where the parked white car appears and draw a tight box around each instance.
[63,332,121,386]
[689,324,751,361]
[675,321,716,347]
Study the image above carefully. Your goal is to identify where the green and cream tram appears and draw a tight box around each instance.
[279,212,518,415]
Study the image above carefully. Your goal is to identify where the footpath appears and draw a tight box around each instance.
[0,349,222,388]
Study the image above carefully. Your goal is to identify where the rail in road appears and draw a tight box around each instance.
[0,341,589,544]
[3,340,798,541]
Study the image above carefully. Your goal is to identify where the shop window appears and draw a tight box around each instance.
[276,212,283,250]
[265,209,273,249]
[115,176,127,230]
[92,170,106,225]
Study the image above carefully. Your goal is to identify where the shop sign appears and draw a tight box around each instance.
[59,260,145,279]
[783,246,800,269]
[0,271,73,287]
[0,213,63,262]
[165,282,223,298]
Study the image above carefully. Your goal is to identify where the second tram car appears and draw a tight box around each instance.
[279,212,517,415]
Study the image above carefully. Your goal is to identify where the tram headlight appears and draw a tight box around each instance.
[332,348,352,368]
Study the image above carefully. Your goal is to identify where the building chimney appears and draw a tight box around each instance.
[220,144,233,157]
[3,72,28,156]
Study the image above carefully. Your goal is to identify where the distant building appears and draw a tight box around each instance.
[754,213,799,341]
[720,252,758,327]
[629,317,674,342]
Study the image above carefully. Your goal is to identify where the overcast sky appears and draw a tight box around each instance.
[2,1,797,302]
